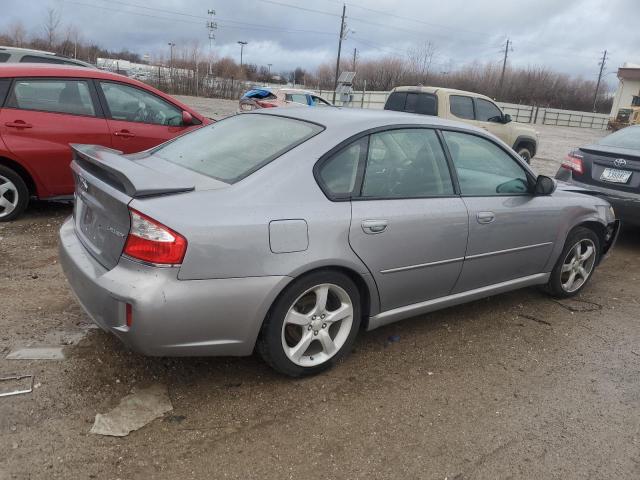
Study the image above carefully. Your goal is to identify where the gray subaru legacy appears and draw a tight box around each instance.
[59,108,619,377]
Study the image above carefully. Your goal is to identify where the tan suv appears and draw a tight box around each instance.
[384,86,538,162]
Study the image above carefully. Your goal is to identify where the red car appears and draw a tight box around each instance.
[0,64,210,221]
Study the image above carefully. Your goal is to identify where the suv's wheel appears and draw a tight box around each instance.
[0,165,29,222]
[517,147,532,163]
[545,227,600,298]
[258,271,361,377]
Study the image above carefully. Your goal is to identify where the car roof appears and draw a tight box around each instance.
[391,85,494,101]
[0,46,57,55]
[0,63,122,79]
[252,106,487,136]
[277,88,315,95]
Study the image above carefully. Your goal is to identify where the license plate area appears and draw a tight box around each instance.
[600,168,632,184]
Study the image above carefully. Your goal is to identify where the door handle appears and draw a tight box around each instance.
[5,121,33,129]
[361,219,388,234]
[113,130,135,138]
[476,211,496,224]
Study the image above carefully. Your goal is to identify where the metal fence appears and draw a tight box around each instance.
[316,89,610,130]
[541,110,609,129]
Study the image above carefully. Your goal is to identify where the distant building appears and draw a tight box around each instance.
[610,62,640,118]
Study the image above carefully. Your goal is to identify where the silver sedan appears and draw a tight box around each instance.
[59,108,619,376]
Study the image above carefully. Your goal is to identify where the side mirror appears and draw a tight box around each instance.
[535,175,556,195]
[503,113,512,123]
[182,110,194,126]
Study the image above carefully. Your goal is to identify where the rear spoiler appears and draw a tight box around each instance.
[70,144,195,198]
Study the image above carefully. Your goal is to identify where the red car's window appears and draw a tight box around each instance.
[6,79,96,117]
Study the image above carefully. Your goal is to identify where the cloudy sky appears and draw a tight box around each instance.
[2,0,639,86]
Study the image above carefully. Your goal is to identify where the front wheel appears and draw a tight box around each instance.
[258,271,361,377]
[517,147,532,164]
[545,227,600,298]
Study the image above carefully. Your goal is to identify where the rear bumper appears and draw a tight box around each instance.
[555,170,640,225]
[59,218,290,356]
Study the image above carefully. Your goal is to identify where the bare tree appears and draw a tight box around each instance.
[43,7,61,49]
[8,21,27,47]
[407,41,437,84]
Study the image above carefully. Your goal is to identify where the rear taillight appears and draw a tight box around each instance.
[123,209,187,265]
[561,152,584,174]
[256,100,277,108]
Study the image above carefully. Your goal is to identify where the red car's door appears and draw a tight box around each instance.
[0,78,111,197]
[97,80,199,152]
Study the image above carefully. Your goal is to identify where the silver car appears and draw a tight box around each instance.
[59,108,619,377]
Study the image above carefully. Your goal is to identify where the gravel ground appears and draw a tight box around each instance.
[1,108,638,480]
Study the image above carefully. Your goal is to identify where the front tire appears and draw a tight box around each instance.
[517,147,532,164]
[545,227,600,298]
[258,270,361,377]
[0,165,29,222]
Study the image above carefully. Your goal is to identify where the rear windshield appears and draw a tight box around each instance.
[154,114,323,183]
[597,126,640,150]
[384,92,437,116]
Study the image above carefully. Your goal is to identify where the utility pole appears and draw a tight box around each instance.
[352,47,357,71]
[593,49,608,112]
[206,9,217,76]
[168,42,175,83]
[498,38,511,100]
[332,3,346,103]
[237,40,248,70]
[267,63,272,79]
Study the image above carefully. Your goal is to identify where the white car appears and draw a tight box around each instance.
[239,87,333,111]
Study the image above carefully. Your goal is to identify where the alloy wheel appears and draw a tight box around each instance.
[560,239,596,293]
[281,283,354,367]
[0,175,19,219]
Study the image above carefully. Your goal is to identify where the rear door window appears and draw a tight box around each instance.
[362,129,454,198]
[450,95,474,120]
[154,114,323,183]
[6,79,96,116]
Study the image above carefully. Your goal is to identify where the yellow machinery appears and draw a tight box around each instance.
[609,94,640,131]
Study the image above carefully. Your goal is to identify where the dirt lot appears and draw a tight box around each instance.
[1,111,639,479]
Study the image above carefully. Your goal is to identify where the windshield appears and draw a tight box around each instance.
[154,114,323,183]
[597,126,640,150]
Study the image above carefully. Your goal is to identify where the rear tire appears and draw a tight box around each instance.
[258,270,361,377]
[545,227,600,298]
[517,147,532,164]
[0,165,29,222]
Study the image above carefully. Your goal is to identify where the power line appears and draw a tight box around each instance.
[66,0,336,36]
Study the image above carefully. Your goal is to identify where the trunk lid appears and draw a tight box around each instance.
[573,145,640,193]
[70,144,197,270]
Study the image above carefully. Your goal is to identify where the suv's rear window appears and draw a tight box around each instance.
[154,114,323,184]
[384,92,437,116]
[0,53,10,63]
